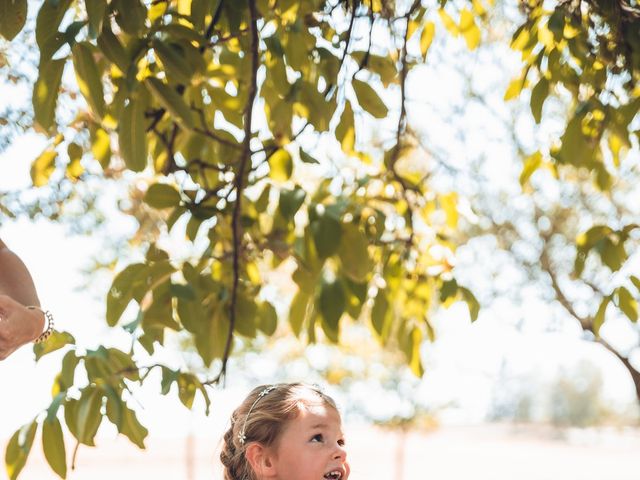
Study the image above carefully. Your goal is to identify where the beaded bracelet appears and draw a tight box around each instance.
[27,306,54,344]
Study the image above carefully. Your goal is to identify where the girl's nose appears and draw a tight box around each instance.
[333,443,347,461]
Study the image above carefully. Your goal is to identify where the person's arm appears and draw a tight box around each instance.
[0,237,45,360]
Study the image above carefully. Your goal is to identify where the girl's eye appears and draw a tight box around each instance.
[338,439,346,447]
[311,434,324,442]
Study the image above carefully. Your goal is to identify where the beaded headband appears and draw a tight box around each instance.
[237,385,278,446]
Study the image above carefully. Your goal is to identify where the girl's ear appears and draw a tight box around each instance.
[245,443,277,478]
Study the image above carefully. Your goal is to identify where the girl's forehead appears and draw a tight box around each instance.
[295,403,342,427]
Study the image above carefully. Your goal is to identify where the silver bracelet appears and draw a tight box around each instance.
[27,306,54,344]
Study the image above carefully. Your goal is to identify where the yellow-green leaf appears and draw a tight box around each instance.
[269,148,293,181]
[0,0,27,41]
[504,75,525,101]
[289,290,311,337]
[438,8,459,36]
[617,287,638,323]
[33,58,65,133]
[118,97,148,172]
[408,327,424,376]
[420,22,436,60]
[90,125,111,169]
[593,296,610,336]
[5,421,37,480]
[352,79,388,119]
[335,101,355,155]
[530,77,549,124]
[519,151,543,186]
[33,331,75,361]
[440,192,458,229]
[72,42,106,118]
[42,417,67,479]
[31,149,57,187]
[338,224,372,283]
[459,9,481,50]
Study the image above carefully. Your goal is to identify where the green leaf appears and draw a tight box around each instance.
[72,42,106,119]
[311,213,342,258]
[34,331,75,361]
[118,96,148,172]
[299,149,320,164]
[85,0,107,37]
[42,417,67,479]
[105,386,124,428]
[36,0,72,61]
[278,186,306,220]
[75,387,103,446]
[235,293,258,338]
[144,183,181,209]
[459,286,480,321]
[119,404,148,449]
[352,79,388,119]
[258,301,278,336]
[106,263,147,327]
[177,373,197,409]
[337,224,371,283]
[160,367,179,395]
[33,58,65,133]
[318,279,345,341]
[630,276,640,294]
[52,351,79,395]
[145,77,195,130]
[96,26,129,72]
[152,39,194,85]
[5,420,37,480]
[0,0,27,41]
[371,290,391,341]
[593,296,610,336]
[617,287,638,323]
[112,0,147,35]
[269,149,293,181]
[530,76,549,124]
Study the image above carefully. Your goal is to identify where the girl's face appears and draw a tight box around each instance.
[270,403,349,480]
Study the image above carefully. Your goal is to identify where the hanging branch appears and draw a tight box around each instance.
[209,0,260,385]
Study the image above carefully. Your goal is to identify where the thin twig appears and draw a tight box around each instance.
[209,0,260,385]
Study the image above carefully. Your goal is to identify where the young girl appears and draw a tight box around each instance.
[220,382,350,480]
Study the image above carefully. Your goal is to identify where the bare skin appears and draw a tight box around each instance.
[0,237,44,360]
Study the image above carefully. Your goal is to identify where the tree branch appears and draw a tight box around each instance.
[211,0,260,385]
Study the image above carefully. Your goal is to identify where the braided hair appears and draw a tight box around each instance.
[219,383,338,480]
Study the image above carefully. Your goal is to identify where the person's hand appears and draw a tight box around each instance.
[0,294,44,360]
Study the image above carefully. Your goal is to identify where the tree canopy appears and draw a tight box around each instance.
[0,0,638,478]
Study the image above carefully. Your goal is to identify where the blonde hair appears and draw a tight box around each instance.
[220,383,338,480]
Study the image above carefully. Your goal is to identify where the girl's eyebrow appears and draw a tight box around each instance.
[309,423,329,429]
